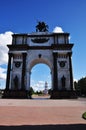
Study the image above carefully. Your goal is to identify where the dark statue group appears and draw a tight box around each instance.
[36,21,49,32]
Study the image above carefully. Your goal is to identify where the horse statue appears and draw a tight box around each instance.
[36,21,49,32]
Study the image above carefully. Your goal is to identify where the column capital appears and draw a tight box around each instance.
[8,53,13,57]
[53,52,58,57]
[67,52,72,56]
[22,52,27,56]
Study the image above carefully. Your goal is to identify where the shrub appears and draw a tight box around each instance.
[82,112,86,120]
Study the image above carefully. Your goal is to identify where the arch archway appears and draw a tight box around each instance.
[26,57,53,91]
[30,63,51,99]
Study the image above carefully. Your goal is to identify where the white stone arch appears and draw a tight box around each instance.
[5,31,75,99]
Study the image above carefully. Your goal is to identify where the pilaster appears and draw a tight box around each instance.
[68,52,73,90]
[6,53,12,90]
[53,52,58,90]
[21,53,27,90]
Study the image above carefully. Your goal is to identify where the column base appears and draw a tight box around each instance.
[50,90,77,99]
[2,90,29,99]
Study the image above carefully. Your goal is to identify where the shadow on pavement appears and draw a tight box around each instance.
[0,124,86,130]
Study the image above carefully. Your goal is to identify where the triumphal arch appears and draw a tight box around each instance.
[4,22,76,98]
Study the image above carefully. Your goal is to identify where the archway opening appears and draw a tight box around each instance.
[30,63,51,99]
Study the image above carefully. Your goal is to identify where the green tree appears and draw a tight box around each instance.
[78,77,86,96]
[28,87,34,98]
[74,77,86,96]
[48,89,52,95]
[74,81,81,96]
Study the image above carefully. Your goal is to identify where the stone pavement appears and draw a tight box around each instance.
[0,98,86,127]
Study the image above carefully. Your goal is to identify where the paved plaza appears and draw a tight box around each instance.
[0,98,86,129]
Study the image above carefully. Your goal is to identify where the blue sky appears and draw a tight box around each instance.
[0,0,86,90]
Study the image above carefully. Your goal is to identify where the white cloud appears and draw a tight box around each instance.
[53,26,64,33]
[0,67,7,80]
[0,31,13,87]
[74,79,78,82]
[33,80,45,91]
[31,80,45,91]
[31,80,51,92]
[0,31,13,65]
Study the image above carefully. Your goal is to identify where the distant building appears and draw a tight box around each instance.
[43,82,48,95]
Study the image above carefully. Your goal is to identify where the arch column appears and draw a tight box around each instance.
[53,52,58,90]
[21,53,27,90]
[68,52,73,90]
[26,70,31,90]
[6,53,12,90]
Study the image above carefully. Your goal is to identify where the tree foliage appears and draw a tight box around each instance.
[74,77,86,96]
[28,87,34,96]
